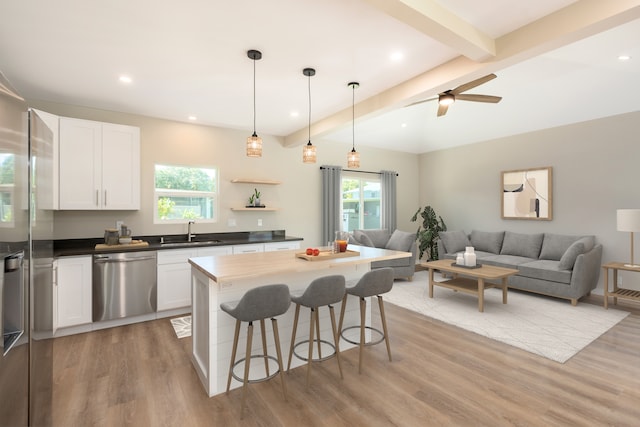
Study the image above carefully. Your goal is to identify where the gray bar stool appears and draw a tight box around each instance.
[286,275,346,387]
[338,267,394,374]
[220,284,291,418]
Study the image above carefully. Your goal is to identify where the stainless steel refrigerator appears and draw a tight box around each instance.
[0,71,54,425]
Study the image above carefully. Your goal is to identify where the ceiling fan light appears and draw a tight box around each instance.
[439,93,455,106]
[246,132,262,157]
[303,141,317,163]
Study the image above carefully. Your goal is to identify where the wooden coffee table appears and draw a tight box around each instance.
[422,259,519,312]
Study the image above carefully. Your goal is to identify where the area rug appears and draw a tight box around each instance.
[386,271,629,363]
[170,315,191,338]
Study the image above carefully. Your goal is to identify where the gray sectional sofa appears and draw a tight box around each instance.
[437,230,603,305]
[348,229,417,281]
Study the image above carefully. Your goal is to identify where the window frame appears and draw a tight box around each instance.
[341,173,382,232]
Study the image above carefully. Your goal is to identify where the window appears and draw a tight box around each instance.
[341,175,381,232]
[154,164,218,223]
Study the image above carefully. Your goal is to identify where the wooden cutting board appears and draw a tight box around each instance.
[295,249,359,261]
[95,240,150,250]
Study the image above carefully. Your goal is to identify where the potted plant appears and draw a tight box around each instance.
[410,205,447,260]
[253,188,261,206]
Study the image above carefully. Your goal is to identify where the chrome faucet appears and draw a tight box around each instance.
[187,220,196,242]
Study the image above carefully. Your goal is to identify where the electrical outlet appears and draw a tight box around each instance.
[258,219,263,226]
[227,218,236,227]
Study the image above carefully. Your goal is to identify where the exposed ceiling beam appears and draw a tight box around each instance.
[362,0,496,61]
[283,0,640,148]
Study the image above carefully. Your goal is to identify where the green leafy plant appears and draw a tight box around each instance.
[249,194,255,205]
[410,205,447,260]
[254,188,261,199]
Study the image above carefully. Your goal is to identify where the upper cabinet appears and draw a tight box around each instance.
[59,117,140,210]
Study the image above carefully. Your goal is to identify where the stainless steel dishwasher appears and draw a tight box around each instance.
[92,251,157,322]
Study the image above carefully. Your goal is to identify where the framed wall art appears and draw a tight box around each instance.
[501,167,552,220]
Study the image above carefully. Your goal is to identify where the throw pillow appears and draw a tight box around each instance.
[539,234,581,261]
[500,231,544,259]
[355,229,389,248]
[385,229,415,252]
[470,230,505,254]
[558,241,586,270]
[357,233,375,247]
[438,230,470,254]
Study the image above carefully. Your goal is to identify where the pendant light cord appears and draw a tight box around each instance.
[253,58,256,134]
[308,73,312,142]
[351,83,355,151]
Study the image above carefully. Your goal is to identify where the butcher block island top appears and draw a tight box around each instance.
[188,244,410,283]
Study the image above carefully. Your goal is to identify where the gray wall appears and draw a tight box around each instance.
[29,100,420,248]
[419,111,640,292]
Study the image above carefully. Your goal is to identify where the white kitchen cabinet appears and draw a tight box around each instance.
[59,117,140,210]
[232,244,265,254]
[264,241,301,251]
[56,256,92,328]
[157,246,232,311]
[32,109,60,210]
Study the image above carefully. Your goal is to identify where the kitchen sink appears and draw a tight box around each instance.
[160,239,223,248]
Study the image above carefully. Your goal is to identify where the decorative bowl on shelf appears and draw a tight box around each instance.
[119,237,132,244]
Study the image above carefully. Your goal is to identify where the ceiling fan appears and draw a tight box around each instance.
[408,73,502,117]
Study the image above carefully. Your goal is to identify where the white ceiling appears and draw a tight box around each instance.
[0,0,638,154]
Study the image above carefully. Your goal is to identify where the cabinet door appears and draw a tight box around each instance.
[101,123,140,210]
[32,109,59,210]
[56,256,92,328]
[264,241,301,252]
[157,263,192,311]
[59,118,102,209]
[197,246,233,257]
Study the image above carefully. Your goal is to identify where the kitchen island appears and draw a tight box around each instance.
[188,245,411,397]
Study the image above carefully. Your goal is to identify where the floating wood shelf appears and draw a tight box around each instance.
[231,179,282,185]
[231,207,279,211]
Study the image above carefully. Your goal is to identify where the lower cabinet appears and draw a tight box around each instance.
[264,241,301,251]
[157,246,232,311]
[56,256,92,328]
[231,243,265,254]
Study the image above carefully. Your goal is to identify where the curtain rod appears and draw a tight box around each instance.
[319,166,398,176]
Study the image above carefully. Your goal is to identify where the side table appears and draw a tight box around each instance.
[602,262,640,309]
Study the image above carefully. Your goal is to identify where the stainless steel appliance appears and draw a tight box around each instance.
[93,251,158,321]
[0,71,54,425]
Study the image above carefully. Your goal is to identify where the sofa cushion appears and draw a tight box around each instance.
[385,229,415,252]
[481,254,536,269]
[354,229,390,249]
[356,232,374,247]
[470,230,504,254]
[517,260,572,284]
[539,234,582,261]
[439,230,470,254]
[500,231,544,259]
[558,241,586,270]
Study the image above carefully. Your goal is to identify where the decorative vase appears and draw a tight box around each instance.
[254,197,261,206]
[456,253,464,265]
[464,246,476,267]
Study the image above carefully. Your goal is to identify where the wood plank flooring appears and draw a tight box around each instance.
[52,294,640,427]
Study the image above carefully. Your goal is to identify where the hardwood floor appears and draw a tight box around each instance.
[52,295,640,426]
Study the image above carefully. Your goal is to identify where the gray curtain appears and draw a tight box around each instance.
[321,165,342,244]
[381,170,397,231]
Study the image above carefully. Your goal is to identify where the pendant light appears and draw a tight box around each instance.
[302,67,317,163]
[246,49,262,157]
[347,81,360,168]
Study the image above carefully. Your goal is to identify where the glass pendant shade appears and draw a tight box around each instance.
[303,141,316,163]
[347,148,360,168]
[246,132,262,158]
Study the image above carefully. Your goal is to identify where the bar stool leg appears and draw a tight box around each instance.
[329,305,343,379]
[378,295,392,362]
[359,297,366,374]
[286,304,301,371]
[306,307,315,387]
[338,294,348,335]
[260,319,269,377]
[226,320,241,393]
[315,308,322,359]
[240,321,254,418]
[271,318,287,401]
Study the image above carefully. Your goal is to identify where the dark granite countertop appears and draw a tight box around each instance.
[54,230,303,257]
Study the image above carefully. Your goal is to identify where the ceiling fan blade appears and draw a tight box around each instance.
[405,97,438,108]
[437,103,449,117]
[451,73,497,95]
[455,94,502,103]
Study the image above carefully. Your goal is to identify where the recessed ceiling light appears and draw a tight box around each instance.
[390,51,404,62]
[618,55,631,61]
[119,75,133,83]
[290,111,299,118]
[188,116,197,121]
[401,123,407,128]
